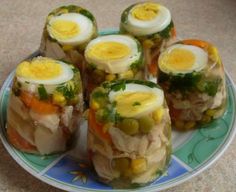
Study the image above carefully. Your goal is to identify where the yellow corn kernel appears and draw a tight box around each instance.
[206,109,217,117]
[201,114,211,123]
[119,70,134,79]
[208,46,220,63]
[174,120,185,130]
[131,158,147,174]
[62,45,74,51]
[152,107,164,123]
[53,92,66,106]
[184,121,196,130]
[105,74,116,81]
[143,39,154,48]
[91,100,100,110]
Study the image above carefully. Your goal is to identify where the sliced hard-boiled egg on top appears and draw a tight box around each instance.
[109,83,164,118]
[16,57,74,85]
[158,44,208,74]
[47,13,94,46]
[123,2,171,36]
[85,35,142,74]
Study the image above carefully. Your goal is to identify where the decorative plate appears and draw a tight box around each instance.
[0,29,235,192]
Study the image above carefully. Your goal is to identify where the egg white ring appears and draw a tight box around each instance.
[109,83,164,117]
[85,35,141,74]
[16,61,74,85]
[124,4,171,36]
[18,82,58,95]
[158,44,208,74]
[47,13,94,46]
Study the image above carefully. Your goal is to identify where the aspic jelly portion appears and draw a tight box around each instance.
[158,40,227,131]
[87,80,171,188]
[7,57,83,155]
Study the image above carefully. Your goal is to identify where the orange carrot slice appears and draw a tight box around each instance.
[88,109,112,143]
[182,39,209,49]
[171,27,177,38]
[7,125,37,152]
[169,103,182,120]
[148,62,157,76]
[148,54,160,76]
[20,91,59,114]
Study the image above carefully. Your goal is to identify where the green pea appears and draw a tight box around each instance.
[118,118,139,135]
[138,116,155,134]
[95,109,109,123]
[113,158,130,172]
[95,109,104,122]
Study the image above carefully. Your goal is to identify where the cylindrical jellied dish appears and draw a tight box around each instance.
[40,5,98,73]
[158,39,227,131]
[84,34,144,99]
[87,80,171,188]
[120,2,176,81]
[7,57,83,155]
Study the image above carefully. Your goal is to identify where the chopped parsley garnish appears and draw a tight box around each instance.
[79,9,95,21]
[38,84,48,100]
[103,79,159,92]
[158,21,174,38]
[110,80,126,91]
[67,5,79,12]
[159,72,202,92]
[197,78,221,96]
[56,81,75,100]
[92,91,107,99]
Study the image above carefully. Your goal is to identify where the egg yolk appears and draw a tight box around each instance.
[114,92,157,117]
[16,59,62,80]
[88,42,131,60]
[49,20,80,40]
[162,48,196,71]
[131,3,159,21]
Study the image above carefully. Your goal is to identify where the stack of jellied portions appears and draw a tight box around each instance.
[7,57,83,155]
[40,5,98,73]
[120,2,176,80]
[88,80,171,187]
[158,40,227,131]
[84,35,144,97]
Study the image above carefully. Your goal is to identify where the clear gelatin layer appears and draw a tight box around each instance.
[7,57,83,155]
[39,5,98,72]
[158,39,227,131]
[119,2,176,80]
[84,34,144,99]
[87,80,171,188]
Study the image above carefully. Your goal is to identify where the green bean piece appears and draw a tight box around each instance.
[118,118,139,135]
[138,116,155,134]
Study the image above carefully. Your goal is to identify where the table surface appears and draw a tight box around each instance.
[0,0,236,191]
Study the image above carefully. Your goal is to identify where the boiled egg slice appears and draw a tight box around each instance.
[16,57,73,85]
[85,35,141,74]
[47,13,93,46]
[158,44,208,74]
[109,83,164,118]
[124,2,171,36]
